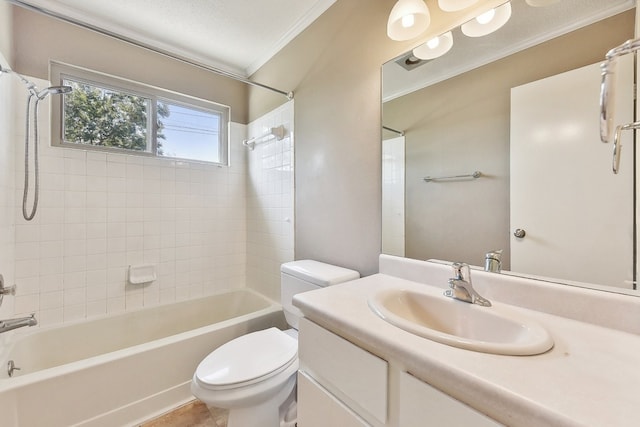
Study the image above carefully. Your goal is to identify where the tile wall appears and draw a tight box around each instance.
[246,101,295,301]
[0,55,15,322]
[10,77,248,327]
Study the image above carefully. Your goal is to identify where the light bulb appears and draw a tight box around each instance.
[461,2,511,37]
[413,31,454,60]
[401,14,415,28]
[427,37,440,49]
[476,8,495,24]
[387,0,431,41]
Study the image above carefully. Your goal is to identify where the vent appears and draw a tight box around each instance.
[394,52,431,71]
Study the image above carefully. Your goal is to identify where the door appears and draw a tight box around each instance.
[510,56,634,288]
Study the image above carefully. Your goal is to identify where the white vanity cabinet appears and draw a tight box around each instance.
[298,317,387,426]
[297,372,372,427]
[298,317,503,427]
[398,371,503,426]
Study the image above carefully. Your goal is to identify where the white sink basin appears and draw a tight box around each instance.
[368,289,554,356]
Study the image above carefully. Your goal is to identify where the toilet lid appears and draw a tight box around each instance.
[195,327,297,387]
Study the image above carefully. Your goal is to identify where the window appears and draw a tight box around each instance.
[51,62,229,165]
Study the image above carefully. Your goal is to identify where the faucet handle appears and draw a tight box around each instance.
[0,275,15,295]
[451,262,463,279]
[484,250,503,273]
[451,262,470,281]
[0,274,16,308]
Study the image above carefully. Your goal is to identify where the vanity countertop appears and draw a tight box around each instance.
[293,273,640,427]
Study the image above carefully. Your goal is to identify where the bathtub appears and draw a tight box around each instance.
[0,289,286,427]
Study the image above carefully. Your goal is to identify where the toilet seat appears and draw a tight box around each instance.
[195,327,297,391]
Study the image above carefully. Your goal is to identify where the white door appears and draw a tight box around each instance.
[382,136,405,256]
[510,56,634,288]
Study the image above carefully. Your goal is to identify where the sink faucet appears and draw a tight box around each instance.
[0,314,37,333]
[445,263,491,307]
[484,249,503,273]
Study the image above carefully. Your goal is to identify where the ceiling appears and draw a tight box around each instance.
[10,0,336,76]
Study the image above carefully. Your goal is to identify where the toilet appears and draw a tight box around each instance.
[190,260,360,427]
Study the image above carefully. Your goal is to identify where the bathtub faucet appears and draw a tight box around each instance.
[0,314,37,333]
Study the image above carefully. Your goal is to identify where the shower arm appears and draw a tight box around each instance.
[0,64,38,94]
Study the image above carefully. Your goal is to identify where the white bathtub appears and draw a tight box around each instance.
[0,289,286,427]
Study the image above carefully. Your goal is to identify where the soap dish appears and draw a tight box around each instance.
[128,264,157,285]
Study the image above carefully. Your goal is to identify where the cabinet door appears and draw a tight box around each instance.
[298,371,371,427]
[399,372,503,426]
[298,318,388,424]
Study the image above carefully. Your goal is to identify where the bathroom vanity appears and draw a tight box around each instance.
[297,318,500,427]
[293,255,640,427]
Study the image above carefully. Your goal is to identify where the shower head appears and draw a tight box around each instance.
[35,85,72,100]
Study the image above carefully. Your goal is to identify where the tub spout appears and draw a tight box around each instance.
[0,314,37,333]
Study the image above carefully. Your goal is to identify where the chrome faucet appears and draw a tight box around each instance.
[0,314,37,333]
[445,263,491,307]
[484,249,503,273]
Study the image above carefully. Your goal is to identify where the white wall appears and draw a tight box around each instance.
[10,76,249,327]
[246,101,295,301]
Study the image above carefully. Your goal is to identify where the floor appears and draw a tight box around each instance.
[140,400,228,427]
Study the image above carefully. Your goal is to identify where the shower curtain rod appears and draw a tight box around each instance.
[5,0,294,100]
[383,126,405,136]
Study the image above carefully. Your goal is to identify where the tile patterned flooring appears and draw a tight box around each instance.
[140,400,228,427]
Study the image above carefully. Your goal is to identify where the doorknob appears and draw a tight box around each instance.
[514,229,526,238]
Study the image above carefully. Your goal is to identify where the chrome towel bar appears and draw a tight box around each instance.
[423,171,482,182]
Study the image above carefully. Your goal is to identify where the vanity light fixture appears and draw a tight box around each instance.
[413,31,454,59]
[461,2,512,37]
[387,0,431,41]
[437,0,479,12]
[525,0,560,6]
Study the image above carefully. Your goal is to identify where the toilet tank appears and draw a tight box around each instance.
[281,260,359,329]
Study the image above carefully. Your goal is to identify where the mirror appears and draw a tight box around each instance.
[382,0,638,293]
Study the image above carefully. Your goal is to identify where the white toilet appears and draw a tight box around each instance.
[191,260,360,427]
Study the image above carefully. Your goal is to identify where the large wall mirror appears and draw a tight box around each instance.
[382,0,638,294]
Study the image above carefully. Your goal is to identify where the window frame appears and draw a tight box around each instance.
[50,62,230,166]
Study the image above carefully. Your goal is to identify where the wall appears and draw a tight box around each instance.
[246,102,295,301]
[12,6,249,124]
[2,0,247,327]
[381,136,404,257]
[383,11,634,267]
[0,3,297,326]
[2,0,575,321]
[0,3,300,326]
[10,75,248,326]
[0,1,11,60]
[0,1,15,321]
[249,0,505,276]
